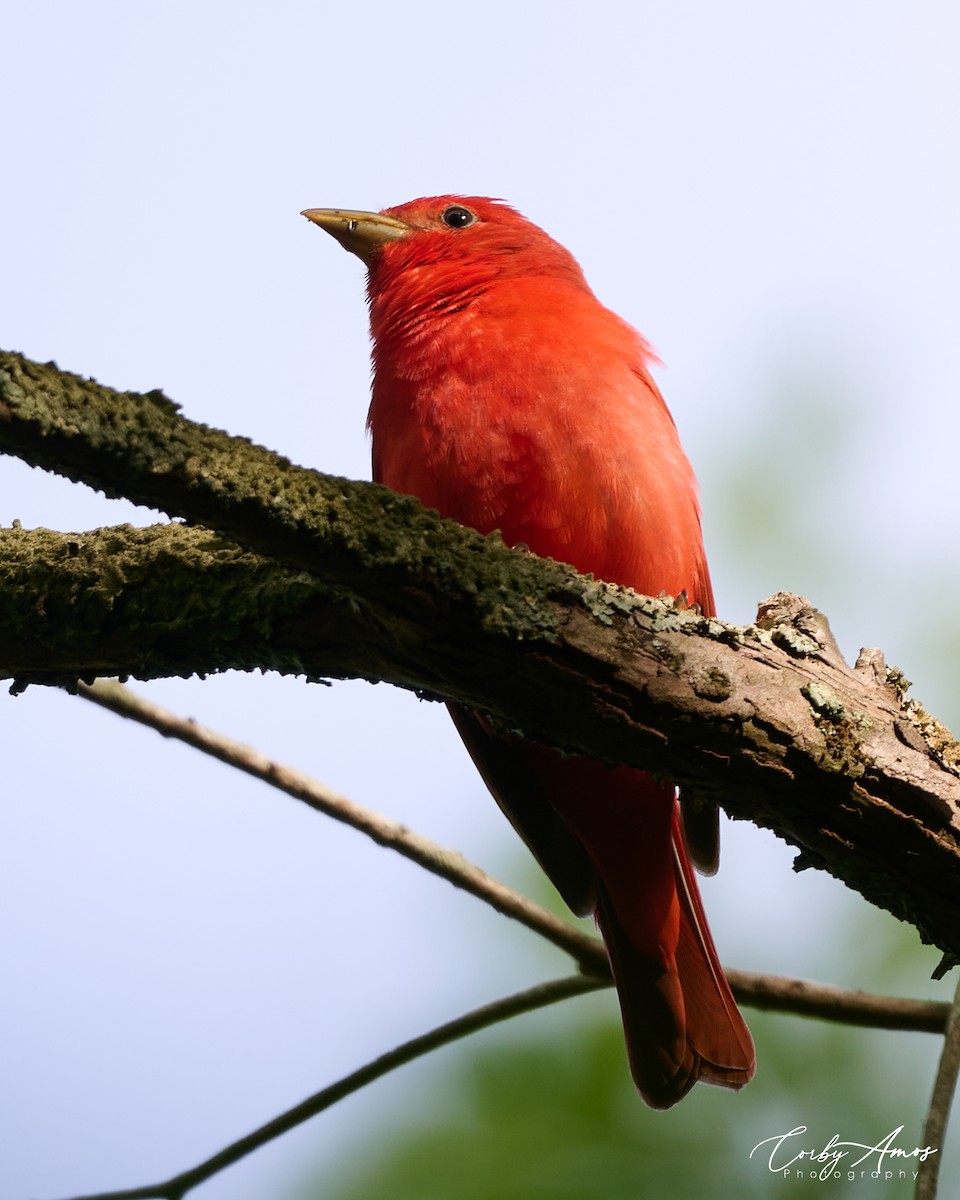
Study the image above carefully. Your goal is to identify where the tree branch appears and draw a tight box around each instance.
[76,679,954,1035]
[51,976,610,1200]
[3,350,960,964]
[77,679,607,974]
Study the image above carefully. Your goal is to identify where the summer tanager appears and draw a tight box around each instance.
[303,196,755,1107]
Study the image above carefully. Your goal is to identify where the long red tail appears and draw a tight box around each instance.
[449,707,755,1107]
[596,804,755,1107]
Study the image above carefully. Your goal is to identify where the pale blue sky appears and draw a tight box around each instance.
[3,2,959,1197]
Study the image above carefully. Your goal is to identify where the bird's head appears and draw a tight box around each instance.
[302,195,587,293]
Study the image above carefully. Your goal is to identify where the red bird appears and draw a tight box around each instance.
[303,196,755,1107]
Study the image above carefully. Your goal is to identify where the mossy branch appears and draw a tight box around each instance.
[2,349,960,964]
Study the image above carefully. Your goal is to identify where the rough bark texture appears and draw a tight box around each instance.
[2,349,959,962]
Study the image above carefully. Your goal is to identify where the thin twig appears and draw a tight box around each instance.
[77,679,954,1035]
[915,975,960,1200]
[51,975,608,1200]
[726,970,950,1034]
[76,679,607,974]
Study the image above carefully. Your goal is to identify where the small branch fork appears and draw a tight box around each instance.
[34,680,955,1200]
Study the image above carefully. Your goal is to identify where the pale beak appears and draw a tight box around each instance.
[301,208,411,265]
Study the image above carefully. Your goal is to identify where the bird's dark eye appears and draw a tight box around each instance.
[441,205,477,229]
